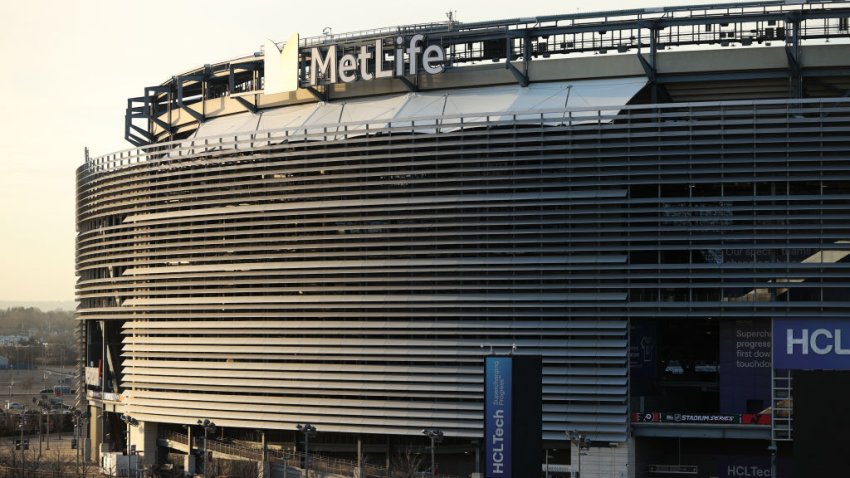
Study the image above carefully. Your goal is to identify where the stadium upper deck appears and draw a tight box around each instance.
[122,0,850,146]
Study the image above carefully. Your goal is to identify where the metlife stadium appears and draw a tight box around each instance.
[77,2,850,477]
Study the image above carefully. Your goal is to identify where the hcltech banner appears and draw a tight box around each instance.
[485,357,512,478]
[774,319,850,369]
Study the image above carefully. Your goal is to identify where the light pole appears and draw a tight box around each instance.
[567,431,590,478]
[18,410,28,473]
[422,428,444,478]
[768,441,777,478]
[74,410,81,473]
[121,414,140,477]
[297,424,317,478]
[80,409,90,475]
[32,396,50,452]
[198,419,216,478]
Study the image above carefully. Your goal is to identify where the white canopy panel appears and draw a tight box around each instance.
[256,103,319,132]
[194,77,647,141]
[192,112,261,139]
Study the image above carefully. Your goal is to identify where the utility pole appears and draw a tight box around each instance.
[19,411,27,474]
[422,428,444,478]
[79,409,90,475]
[297,424,317,478]
[122,414,140,478]
[198,419,216,478]
[75,411,80,472]
[567,431,589,478]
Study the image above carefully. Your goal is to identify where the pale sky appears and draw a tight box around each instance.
[0,0,751,303]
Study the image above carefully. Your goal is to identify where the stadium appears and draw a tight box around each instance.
[77,1,850,477]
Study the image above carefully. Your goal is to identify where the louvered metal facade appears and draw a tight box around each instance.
[77,97,850,444]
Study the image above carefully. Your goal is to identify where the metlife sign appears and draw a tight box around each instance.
[263,33,445,95]
[485,357,512,478]
[773,319,850,369]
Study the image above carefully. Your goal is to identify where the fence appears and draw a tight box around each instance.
[162,431,464,478]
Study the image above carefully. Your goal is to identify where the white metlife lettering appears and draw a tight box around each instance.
[359,44,373,81]
[395,36,405,76]
[787,328,850,355]
[375,40,393,79]
[310,44,337,86]
[406,34,424,75]
[338,53,357,83]
[308,34,444,87]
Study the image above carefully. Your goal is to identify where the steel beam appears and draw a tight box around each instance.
[397,76,418,92]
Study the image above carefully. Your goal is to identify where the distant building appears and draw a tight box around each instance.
[0,336,28,346]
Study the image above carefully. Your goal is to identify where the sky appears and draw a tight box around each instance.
[0,0,754,304]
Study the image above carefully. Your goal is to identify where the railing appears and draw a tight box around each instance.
[0,464,102,478]
[162,431,465,478]
[92,97,850,176]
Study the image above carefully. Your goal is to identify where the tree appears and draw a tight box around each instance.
[390,445,425,478]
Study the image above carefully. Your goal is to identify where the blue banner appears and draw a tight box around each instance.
[719,320,771,413]
[774,319,850,370]
[485,357,512,478]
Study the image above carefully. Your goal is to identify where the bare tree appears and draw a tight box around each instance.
[228,458,260,478]
[390,445,425,478]
[206,454,223,478]
[48,447,70,476]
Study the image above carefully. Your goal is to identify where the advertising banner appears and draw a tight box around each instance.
[631,412,770,425]
[773,319,850,370]
[719,320,771,413]
[629,320,657,379]
[485,357,512,478]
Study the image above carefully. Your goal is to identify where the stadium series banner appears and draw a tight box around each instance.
[485,357,512,478]
[774,318,850,369]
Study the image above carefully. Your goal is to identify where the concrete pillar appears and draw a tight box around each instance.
[184,454,196,476]
[259,431,270,478]
[89,404,103,463]
[129,420,158,467]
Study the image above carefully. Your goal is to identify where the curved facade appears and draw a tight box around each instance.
[78,97,850,437]
[78,2,850,475]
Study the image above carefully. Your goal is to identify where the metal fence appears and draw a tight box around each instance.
[163,431,465,478]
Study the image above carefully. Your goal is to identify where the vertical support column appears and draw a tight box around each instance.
[129,421,158,468]
[474,440,480,474]
[785,13,803,98]
[649,24,659,104]
[357,436,363,478]
[89,404,102,463]
[258,431,270,478]
[385,436,391,478]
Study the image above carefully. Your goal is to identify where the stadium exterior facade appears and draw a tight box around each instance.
[77,2,850,477]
